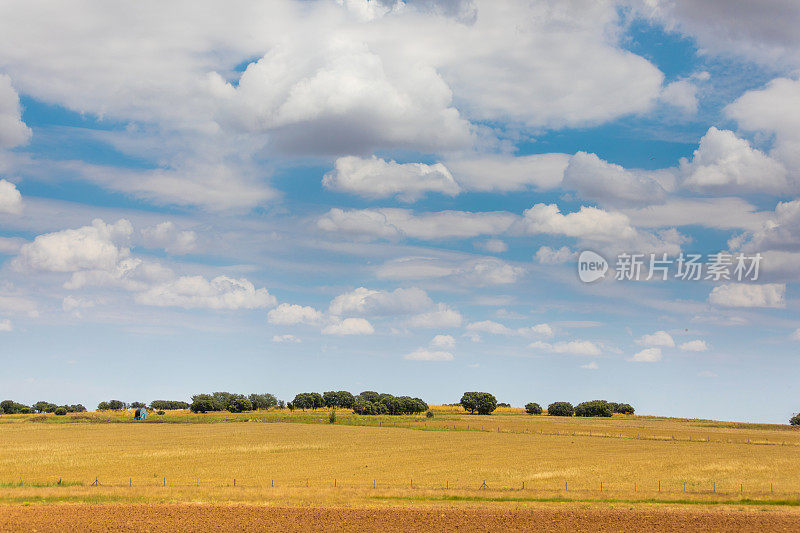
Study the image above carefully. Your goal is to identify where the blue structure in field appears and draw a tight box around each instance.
[134,407,147,420]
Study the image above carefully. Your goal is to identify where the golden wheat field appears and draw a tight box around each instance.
[1,406,800,509]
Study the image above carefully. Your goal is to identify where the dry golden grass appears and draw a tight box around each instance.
[1,407,799,506]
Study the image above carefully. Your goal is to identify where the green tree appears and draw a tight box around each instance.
[54,407,67,416]
[130,402,146,409]
[614,403,634,415]
[525,402,542,415]
[547,402,574,417]
[460,392,497,415]
[190,394,216,413]
[248,393,277,410]
[790,413,800,426]
[97,401,110,411]
[358,391,381,403]
[227,398,253,413]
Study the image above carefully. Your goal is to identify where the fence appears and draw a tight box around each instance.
[6,477,799,500]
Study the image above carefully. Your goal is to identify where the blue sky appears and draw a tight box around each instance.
[0,0,799,422]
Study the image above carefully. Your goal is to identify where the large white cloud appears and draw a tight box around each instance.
[15,219,133,273]
[680,127,787,194]
[0,74,31,148]
[708,283,785,308]
[328,286,432,316]
[136,275,277,310]
[726,77,800,179]
[629,347,662,363]
[322,156,460,202]
[0,179,22,214]
[638,0,800,67]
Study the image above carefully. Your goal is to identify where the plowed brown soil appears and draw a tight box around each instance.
[1,504,799,532]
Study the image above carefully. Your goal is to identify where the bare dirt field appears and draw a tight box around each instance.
[1,504,800,532]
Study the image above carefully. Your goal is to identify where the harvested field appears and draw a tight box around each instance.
[2,504,800,532]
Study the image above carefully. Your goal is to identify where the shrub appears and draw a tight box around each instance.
[157,410,165,416]
[460,392,498,415]
[227,398,253,413]
[574,400,612,417]
[547,402,574,417]
[525,402,542,415]
[54,407,67,416]
[425,410,434,419]
[329,410,336,424]
[498,402,511,408]
[791,413,800,426]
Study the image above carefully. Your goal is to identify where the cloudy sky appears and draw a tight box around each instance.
[1,0,799,422]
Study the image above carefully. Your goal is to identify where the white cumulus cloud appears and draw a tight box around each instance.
[708,283,785,308]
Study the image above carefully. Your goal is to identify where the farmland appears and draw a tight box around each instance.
[1,407,799,530]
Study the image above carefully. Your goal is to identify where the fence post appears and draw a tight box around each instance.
[130,478,132,487]
[683,482,685,493]
[634,482,636,492]
[658,480,661,493]
[713,481,715,493]
[600,481,602,492]
[446,480,448,490]
[522,481,525,490]
[565,481,567,491]
[163,477,165,487]
[234,478,236,487]
[271,479,274,488]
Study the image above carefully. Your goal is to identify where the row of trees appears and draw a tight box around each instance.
[526,400,635,417]
[189,392,280,413]
[0,400,87,415]
[352,393,428,416]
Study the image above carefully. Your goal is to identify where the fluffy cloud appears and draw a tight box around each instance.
[708,283,785,308]
[680,127,787,194]
[404,347,454,361]
[0,74,31,148]
[268,303,324,325]
[317,208,516,241]
[521,203,685,254]
[136,275,277,310]
[623,197,767,231]
[730,200,800,253]
[727,78,800,177]
[679,339,709,352]
[445,153,569,192]
[140,222,197,255]
[329,287,432,316]
[636,330,675,348]
[659,79,699,114]
[430,334,455,348]
[529,340,602,356]
[562,152,668,207]
[321,317,375,336]
[0,318,12,332]
[518,323,554,337]
[407,303,462,328]
[535,246,576,264]
[629,347,662,363]
[322,156,460,202]
[467,320,513,335]
[0,179,22,214]
[640,1,800,66]
[15,219,133,273]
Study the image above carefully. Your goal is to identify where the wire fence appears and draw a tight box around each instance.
[5,477,800,499]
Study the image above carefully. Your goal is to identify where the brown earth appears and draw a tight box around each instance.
[1,504,799,532]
